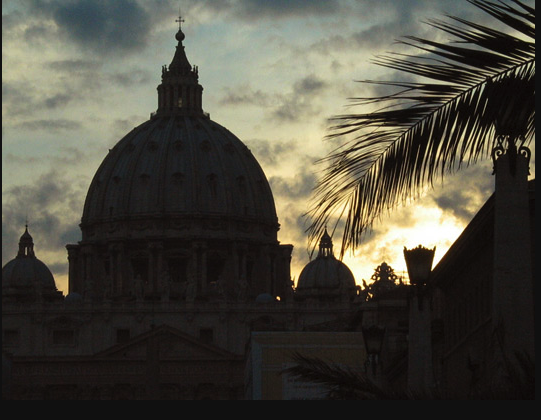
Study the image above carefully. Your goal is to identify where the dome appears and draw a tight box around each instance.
[80,25,278,244]
[2,257,56,290]
[296,230,356,293]
[2,226,61,302]
[65,20,293,303]
[81,115,278,241]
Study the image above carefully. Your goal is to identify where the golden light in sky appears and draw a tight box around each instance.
[2,0,529,295]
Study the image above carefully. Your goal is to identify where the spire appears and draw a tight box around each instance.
[169,12,191,74]
[17,223,35,258]
[155,13,204,117]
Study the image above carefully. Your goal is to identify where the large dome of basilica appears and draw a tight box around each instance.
[81,113,278,243]
[66,22,292,303]
[81,25,278,245]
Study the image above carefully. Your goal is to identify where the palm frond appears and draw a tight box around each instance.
[283,353,403,400]
[284,351,534,399]
[306,0,535,256]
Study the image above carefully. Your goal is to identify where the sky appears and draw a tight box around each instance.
[2,0,535,295]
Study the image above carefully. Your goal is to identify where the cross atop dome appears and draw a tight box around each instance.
[176,12,185,30]
[175,12,186,42]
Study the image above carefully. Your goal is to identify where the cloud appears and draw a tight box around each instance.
[24,0,152,56]
[269,169,317,200]
[428,163,495,223]
[227,0,341,20]
[2,82,37,118]
[219,75,329,123]
[47,59,103,72]
[219,85,272,107]
[14,119,83,131]
[2,169,85,270]
[272,75,329,122]
[108,69,152,87]
[245,138,299,167]
[3,145,87,168]
[2,74,99,120]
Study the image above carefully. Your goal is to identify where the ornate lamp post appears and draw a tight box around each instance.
[404,244,435,395]
[403,245,435,286]
[403,245,435,309]
[489,75,534,369]
[362,325,385,378]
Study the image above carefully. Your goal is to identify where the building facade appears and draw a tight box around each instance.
[2,21,363,400]
[2,17,534,400]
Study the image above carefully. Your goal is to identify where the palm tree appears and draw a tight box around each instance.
[284,351,534,399]
[307,0,535,256]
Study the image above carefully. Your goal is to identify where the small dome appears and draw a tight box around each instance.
[2,257,56,290]
[297,257,355,290]
[2,226,61,302]
[296,229,356,293]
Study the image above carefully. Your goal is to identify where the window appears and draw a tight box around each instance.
[199,328,213,344]
[116,329,131,344]
[52,329,75,346]
[3,329,20,347]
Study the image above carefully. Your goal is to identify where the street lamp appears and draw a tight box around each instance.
[403,245,435,288]
[362,325,385,376]
[404,245,436,392]
[404,245,435,310]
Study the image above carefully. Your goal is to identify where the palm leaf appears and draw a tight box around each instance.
[283,352,405,399]
[307,0,535,256]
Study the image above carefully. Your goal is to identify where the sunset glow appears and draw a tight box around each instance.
[2,0,532,294]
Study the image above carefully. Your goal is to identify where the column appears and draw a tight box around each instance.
[492,146,534,364]
[407,293,434,395]
[66,245,80,295]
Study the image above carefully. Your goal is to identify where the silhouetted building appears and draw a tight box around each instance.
[2,17,534,400]
[2,19,363,400]
[429,179,535,398]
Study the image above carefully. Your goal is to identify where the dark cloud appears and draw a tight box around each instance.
[219,86,272,107]
[3,75,97,120]
[294,76,326,95]
[108,69,152,87]
[304,0,507,65]
[3,146,87,168]
[3,60,148,122]
[272,75,328,122]
[219,75,328,123]
[14,119,83,131]
[23,21,58,45]
[429,163,495,223]
[2,169,84,269]
[47,59,103,72]
[26,0,152,56]
[245,138,298,167]
[226,0,341,20]
[269,166,317,200]
[2,82,37,118]
[43,93,75,109]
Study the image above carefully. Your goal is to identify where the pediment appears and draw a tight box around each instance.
[94,324,240,361]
